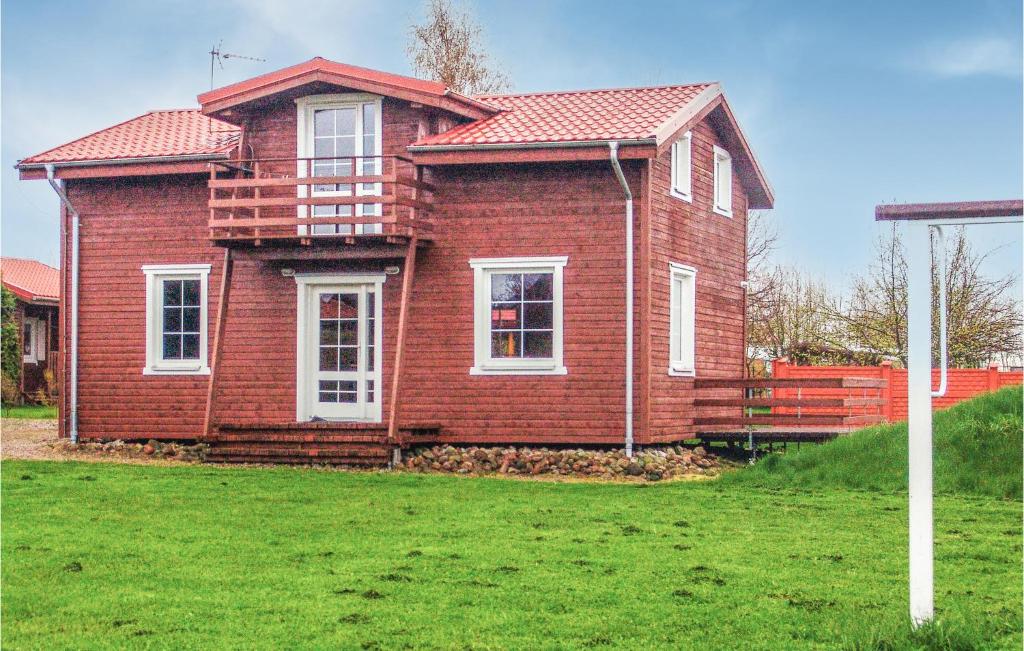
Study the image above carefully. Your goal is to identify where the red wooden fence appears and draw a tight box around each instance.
[773,359,1022,422]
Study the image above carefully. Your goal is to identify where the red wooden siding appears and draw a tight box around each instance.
[774,359,1023,422]
[57,89,757,446]
[646,121,749,443]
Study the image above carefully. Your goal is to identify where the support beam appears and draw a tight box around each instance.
[203,249,234,438]
[387,237,417,463]
[906,221,933,626]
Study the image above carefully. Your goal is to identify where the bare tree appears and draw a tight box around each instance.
[407,0,510,95]
[747,264,839,365]
[830,223,1022,367]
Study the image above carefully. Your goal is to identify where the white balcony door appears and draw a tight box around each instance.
[297,94,382,235]
[297,275,383,422]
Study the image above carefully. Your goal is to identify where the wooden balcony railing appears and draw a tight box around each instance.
[208,155,434,246]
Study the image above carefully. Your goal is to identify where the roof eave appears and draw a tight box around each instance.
[408,137,657,153]
[16,152,232,171]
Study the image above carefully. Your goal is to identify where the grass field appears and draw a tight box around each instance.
[1,404,57,419]
[2,388,1021,649]
[2,461,1020,649]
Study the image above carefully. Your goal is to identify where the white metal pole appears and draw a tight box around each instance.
[906,221,934,626]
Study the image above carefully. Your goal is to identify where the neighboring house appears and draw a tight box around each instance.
[17,57,773,462]
[1,258,60,401]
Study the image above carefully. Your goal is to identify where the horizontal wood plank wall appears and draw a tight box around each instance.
[400,161,641,446]
[64,176,222,440]
[647,121,749,443]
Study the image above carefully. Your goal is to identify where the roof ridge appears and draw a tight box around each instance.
[476,81,717,101]
[1,257,58,268]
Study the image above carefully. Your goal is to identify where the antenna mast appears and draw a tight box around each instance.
[209,41,266,89]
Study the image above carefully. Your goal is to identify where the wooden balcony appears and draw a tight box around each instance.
[208,155,433,256]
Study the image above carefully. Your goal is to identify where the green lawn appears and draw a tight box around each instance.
[1,404,57,419]
[2,460,1020,649]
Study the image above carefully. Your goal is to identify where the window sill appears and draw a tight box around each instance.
[669,188,693,203]
[668,367,696,377]
[143,365,211,376]
[22,358,37,365]
[470,365,568,376]
[713,206,733,218]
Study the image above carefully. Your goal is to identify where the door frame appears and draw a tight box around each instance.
[295,273,385,422]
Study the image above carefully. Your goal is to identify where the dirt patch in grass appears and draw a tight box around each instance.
[1,419,203,465]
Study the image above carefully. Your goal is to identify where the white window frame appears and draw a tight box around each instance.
[469,256,568,376]
[295,93,384,235]
[669,131,692,202]
[668,263,697,376]
[143,264,211,376]
[713,145,733,217]
[294,273,385,423]
[22,317,44,364]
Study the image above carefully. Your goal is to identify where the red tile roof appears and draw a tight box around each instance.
[413,84,714,147]
[197,57,497,120]
[19,110,239,166]
[1,258,60,303]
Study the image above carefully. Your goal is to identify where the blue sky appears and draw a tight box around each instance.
[2,0,1021,290]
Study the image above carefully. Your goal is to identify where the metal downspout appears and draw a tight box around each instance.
[608,143,634,457]
[45,164,79,443]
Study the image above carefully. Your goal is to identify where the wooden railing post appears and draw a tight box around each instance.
[880,361,894,422]
[773,357,789,412]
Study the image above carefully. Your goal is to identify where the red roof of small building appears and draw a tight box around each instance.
[413,84,713,147]
[1,258,60,303]
[19,110,239,166]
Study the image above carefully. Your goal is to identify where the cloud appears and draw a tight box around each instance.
[916,36,1022,78]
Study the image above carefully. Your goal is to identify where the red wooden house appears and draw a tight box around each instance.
[17,58,773,463]
[1,258,60,402]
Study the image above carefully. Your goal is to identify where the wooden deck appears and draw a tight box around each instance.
[693,376,888,447]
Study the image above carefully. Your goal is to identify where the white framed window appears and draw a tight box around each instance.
[295,93,384,235]
[469,256,568,375]
[143,264,211,375]
[670,131,692,201]
[713,145,733,217]
[22,317,44,364]
[668,263,697,376]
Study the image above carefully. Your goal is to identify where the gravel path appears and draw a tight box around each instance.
[1,419,197,465]
[1,419,61,461]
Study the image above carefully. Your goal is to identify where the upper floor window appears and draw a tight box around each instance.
[469,256,567,375]
[713,145,733,217]
[143,264,210,375]
[669,263,697,376]
[670,131,692,201]
[296,94,383,235]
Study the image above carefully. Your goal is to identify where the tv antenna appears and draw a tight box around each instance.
[209,41,266,89]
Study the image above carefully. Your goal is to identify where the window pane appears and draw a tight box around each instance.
[339,347,357,371]
[491,331,520,358]
[366,379,375,403]
[320,321,339,346]
[523,303,552,329]
[338,320,358,346]
[335,108,355,135]
[181,334,200,360]
[523,273,552,300]
[181,280,200,306]
[163,334,181,360]
[314,138,333,159]
[524,331,553,358]
[182,307,200,332]
[314,109,334,137]
[23,323,32,354]
[338,380,357,403]
[319,392,337,403]
[319,380,338,391]
[491,303,521,329]
[163,280,182,306]
[490,273,521,302]
[319,347,339,372]
[336,136,356,158]
[320,294,340,319]
[338,294,359,318]
[163,307,182,332]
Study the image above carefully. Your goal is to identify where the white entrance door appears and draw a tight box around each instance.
[298,278,382,421]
